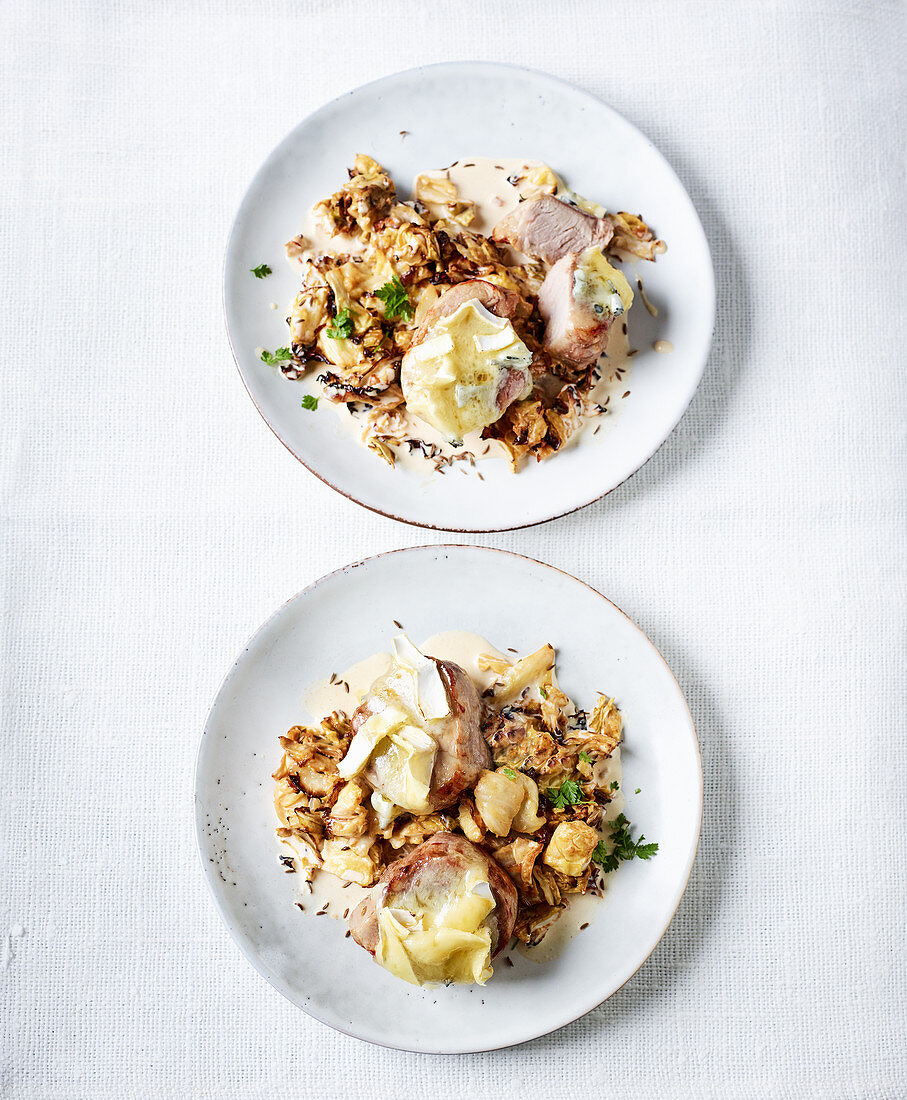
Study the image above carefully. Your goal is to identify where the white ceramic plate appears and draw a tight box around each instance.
[224,62,714,532]
[195,546,701,1052]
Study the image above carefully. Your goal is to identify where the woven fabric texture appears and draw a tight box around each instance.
[1,1,905,1096]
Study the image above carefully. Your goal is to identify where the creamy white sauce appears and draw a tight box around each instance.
[294,207,363,261]
[417,157,547,258]
[304,649,392,720]
[297,865,368,924]
[636,275,659,317]
[291,630,624,965]
[517,890,602,963]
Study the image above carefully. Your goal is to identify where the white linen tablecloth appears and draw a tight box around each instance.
[2,1,904,1096]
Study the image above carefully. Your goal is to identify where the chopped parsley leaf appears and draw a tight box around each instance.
[251,264,272,279]
[591,813,659,873]
[635,787,641,794]
[300,394,319,410]
[326,307,355,340]
[545,778,589,810]
[375,275,413,321]
[502,767,517,780]
[578,750,593,764]
[609,780,620,791]
[260,347,294,365]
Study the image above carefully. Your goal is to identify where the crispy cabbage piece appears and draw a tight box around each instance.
[385,812,451,850]
[327,778,371,839]
[510,771,546,833]
[493,837,544,889]
[457,797,485,843]
[311,153,396,237]
[581,694,623,756]
[273,717,350,802]
[608,211,665,261]
[321,836,380,886]
[483,384,585,467]
[513,902,564,945]
[488,645,555,704]
[473,769,527,836]
[543,821,599,877]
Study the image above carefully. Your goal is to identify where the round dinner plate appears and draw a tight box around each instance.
[195,546,702,1052]
[224,62,714,531]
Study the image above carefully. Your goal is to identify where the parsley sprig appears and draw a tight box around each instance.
[375,275,413,321]
[251,264,272,279]
[300,394,319,411]
[545,778,589,810]
[592,813,658,873]
[260,347,294,365]
[326,307,355,340]
[578,750,593,764]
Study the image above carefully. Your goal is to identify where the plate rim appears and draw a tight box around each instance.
[222,60,716,533]
[193,545,704,1052]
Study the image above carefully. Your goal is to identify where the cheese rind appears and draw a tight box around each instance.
[391,633,450,720]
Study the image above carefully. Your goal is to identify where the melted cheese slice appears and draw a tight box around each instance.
[375,864,496,986]
[371,723,435,813]
[338,636,450,815]
[339,704,436,814]
[402,300,532,440]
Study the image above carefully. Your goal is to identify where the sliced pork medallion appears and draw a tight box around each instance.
[412,278,523,338]
[348,832,519,986]
[538,246,635,370]
[400,281,533,441]
[339,635,489,821]
[492,193,615,264]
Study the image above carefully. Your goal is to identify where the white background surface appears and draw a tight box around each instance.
[1,1,904,1096]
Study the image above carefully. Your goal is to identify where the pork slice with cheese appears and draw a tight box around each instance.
[400,281,533,441]
[348,832,518,986]
[339,635,489,820]
[537,246,634,370]
[412,279,522,341]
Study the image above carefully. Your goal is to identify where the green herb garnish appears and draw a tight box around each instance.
[592,813,658,873]
[300,394,319,410]
[578,750,593,764]
[251,264,272,279]
[260,347,294,365]
[609,780,620,791]
[326,308,355,340]
[545,779,589,810]
[635,788,641,794]
[375,275,413,321]
[502,767,517,780]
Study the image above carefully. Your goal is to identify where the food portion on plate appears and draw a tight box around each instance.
[272,631,658,988]
[265,156,664,471]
